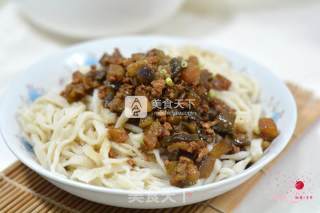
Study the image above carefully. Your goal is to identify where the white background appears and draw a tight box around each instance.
[0,0,320,212]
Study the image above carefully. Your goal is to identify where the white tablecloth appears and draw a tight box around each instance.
[0,1,320,212]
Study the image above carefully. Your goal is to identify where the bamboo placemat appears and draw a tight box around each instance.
[1,83,320,213]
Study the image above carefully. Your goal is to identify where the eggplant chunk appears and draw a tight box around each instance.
[259,118,279,141]
[161,133,200,145]
[199,139,233,178]
[213,110,236,134]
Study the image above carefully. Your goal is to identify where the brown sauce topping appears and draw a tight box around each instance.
[61,48,279,187]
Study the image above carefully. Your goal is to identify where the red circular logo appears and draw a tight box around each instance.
[295,180,304,190]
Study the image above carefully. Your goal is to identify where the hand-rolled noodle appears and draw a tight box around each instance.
[18,47,277,190]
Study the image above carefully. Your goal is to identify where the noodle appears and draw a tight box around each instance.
[18,47,268,190]
[19,94,168,190]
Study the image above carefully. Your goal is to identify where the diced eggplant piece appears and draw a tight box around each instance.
[170,57,183,77]
[212,74,232,90]
[199,139,233,178]
[259,118,279,141]
[137,67,154,84]
[232,132,250,146]
[161,133,200,145]
[213,109,236,134]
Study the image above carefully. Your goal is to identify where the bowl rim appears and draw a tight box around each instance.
[18,0,185,39]
[0,35,297,196]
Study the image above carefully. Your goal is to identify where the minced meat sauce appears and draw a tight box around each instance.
[61,48,279,187]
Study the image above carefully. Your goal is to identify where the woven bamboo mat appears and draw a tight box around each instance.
[1,83,320,213]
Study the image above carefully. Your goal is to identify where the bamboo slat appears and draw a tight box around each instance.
[0,83,319,213]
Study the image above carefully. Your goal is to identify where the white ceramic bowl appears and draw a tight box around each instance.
[0,36,297,209]
[17,0,184,38]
